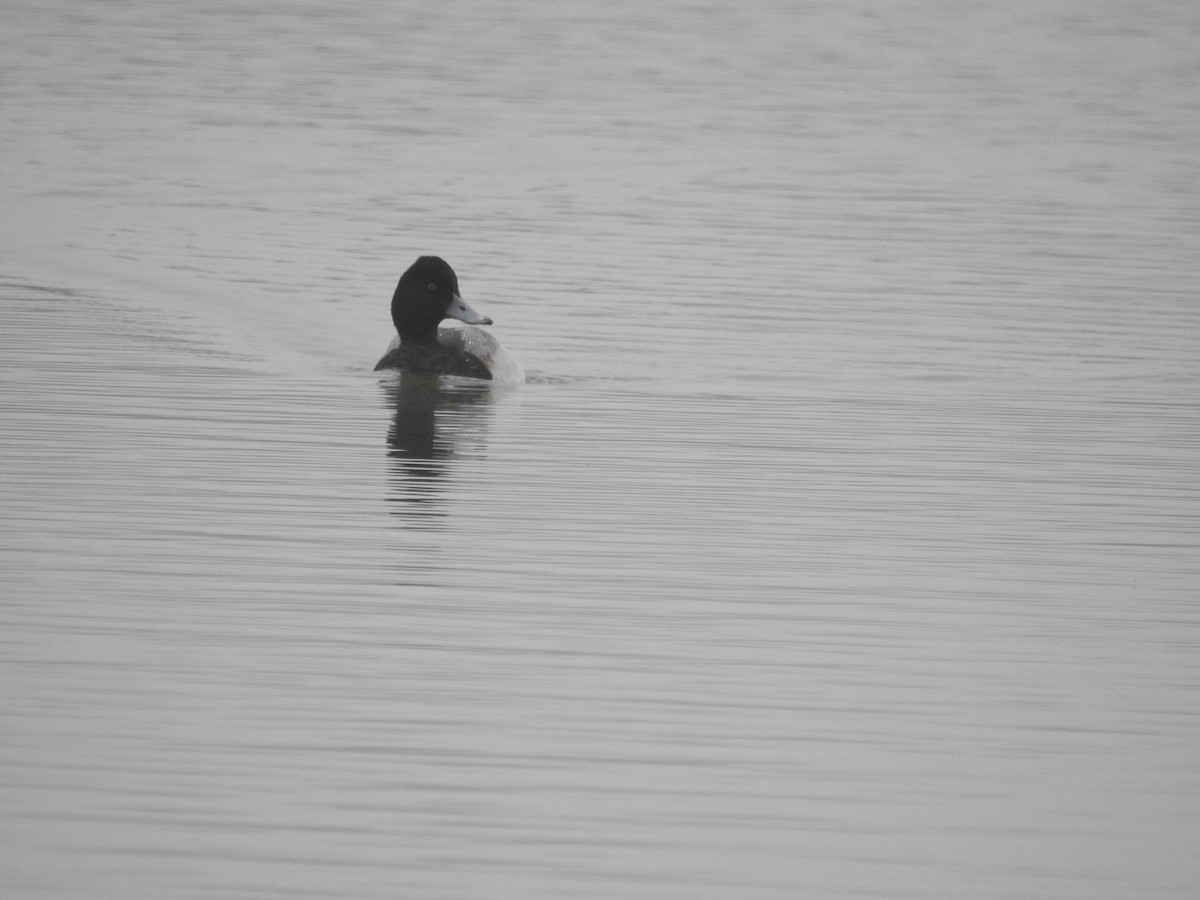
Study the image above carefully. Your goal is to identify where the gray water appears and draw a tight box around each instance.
[3,2,1199,898]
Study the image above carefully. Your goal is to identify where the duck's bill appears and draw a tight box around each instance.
[447,294,493,326]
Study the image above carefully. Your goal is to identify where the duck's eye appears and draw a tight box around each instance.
[427,282,438,291]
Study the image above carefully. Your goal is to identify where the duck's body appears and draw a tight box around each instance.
[374,256,522,383]
[374,328,493,379]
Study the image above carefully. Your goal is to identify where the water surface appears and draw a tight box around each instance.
[3,2,1199,898]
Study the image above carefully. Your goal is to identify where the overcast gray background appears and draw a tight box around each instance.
[3,2,1199,898]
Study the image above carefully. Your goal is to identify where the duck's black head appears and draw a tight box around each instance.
[391,256,492,344]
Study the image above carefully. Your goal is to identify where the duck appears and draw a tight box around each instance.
[374,256,523,383]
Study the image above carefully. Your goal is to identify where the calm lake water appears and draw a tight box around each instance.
[3,1,1199,898]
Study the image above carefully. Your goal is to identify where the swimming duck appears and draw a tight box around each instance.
[374,256,522,383]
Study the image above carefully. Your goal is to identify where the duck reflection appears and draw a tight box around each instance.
[383,374,495,525]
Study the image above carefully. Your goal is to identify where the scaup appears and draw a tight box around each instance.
[374,256,523,383]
